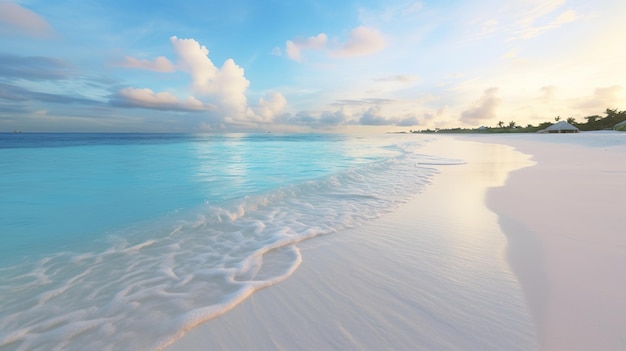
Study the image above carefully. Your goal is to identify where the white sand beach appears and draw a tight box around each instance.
[479,133,626,350]
[167,134,626,351]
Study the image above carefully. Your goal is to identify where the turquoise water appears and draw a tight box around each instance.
[1,133,398,263]
[0,133,450,350]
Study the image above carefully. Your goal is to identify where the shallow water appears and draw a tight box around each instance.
[1,133,462,350]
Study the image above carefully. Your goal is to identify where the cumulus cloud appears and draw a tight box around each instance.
[111,87,213,111]
[0,1,54,38]
[170,36,250,115]
[210,58,250,113]
[113,36,254,122]
[285,33,328,61]
[276,109,351,129]
[168,37,218,92]
[333,26,386,57]
[277,105,418,129]
[359,106,390,125]
[460,87,501,124]
[357,106,420,126]
[253,92,287,121]
[319,110,350,126]
[284,26,385,61]
[116,56,175,72]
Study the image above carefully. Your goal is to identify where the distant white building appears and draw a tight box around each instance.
[538,120,579,133]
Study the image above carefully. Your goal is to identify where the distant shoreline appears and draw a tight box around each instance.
[400,107,626,134]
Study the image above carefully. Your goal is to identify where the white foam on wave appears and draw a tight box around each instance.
[0,142,456,351]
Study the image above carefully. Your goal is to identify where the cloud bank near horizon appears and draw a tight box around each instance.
[0,0,625,132]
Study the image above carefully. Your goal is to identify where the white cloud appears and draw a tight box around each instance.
[116,56,175,72]
[253,92,287,121]
[169,36,218,93]
[213,58,250,113]
[112,87,213,111]
[110,37,290,128]
[319,109,350,126]
[284,26,385,62]
[359,106,390,125]
[0,1,54,38]
[169,36,250,116]
[460,87,501,124]
[357,105,419,126]
[275,108,351,130]
[333,26,386,57]
[285,33,328,61]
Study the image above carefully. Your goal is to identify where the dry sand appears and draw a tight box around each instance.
[479,133,626,350]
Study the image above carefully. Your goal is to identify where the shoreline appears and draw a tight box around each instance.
[167,137,538,350]
[166,133,626,350]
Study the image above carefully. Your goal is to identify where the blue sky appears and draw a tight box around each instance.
[1,0,625,132]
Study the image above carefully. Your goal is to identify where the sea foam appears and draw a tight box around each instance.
[0,138,461,350]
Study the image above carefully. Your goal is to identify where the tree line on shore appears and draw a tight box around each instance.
[412,108,626,134]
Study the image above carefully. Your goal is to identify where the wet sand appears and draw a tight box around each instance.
[167,137,538,350]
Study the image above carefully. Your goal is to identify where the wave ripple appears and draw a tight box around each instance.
[0,141,458,351]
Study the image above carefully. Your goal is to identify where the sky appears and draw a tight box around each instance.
[1,0,625,133]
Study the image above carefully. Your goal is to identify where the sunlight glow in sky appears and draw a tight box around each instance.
[1,0,625,132]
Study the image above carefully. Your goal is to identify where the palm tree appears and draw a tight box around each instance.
[497,121,504,128]
[566,117,576,124]
[554,116,561,122]
[508,121,516,128]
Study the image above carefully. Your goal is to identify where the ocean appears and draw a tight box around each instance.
[0,133,456,350]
